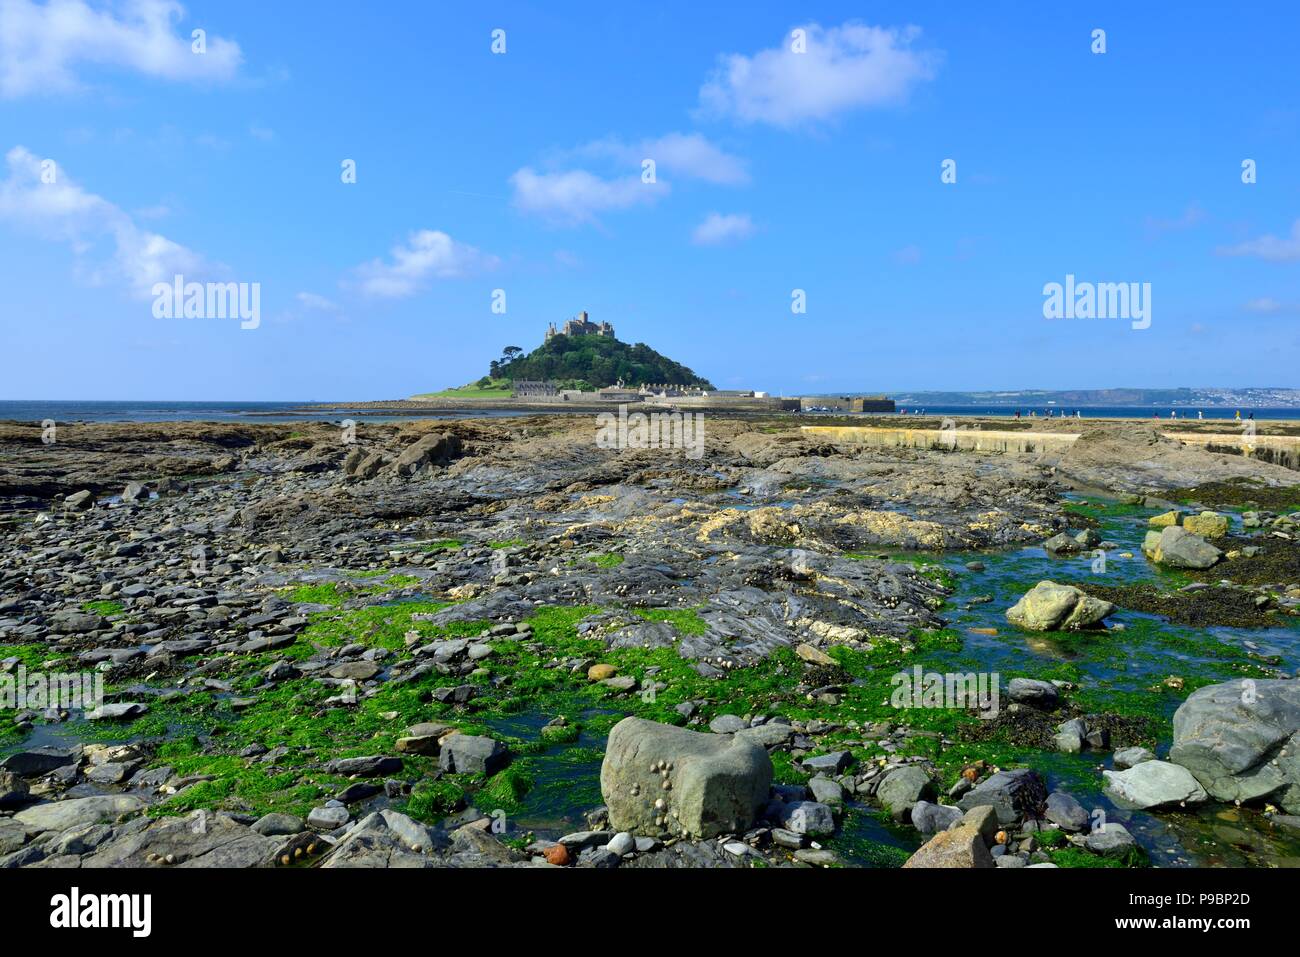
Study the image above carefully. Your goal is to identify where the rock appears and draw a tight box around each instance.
[1084,822,1137,857]
[64,489,95,510]
[795,642,837,666]
[85,702,148,721]
[876,765,935,821]
[324,755,402,777]
[79,813,280,868]
[1113,746,1157,769]
[1007,677,1060,709]
[903,823,995,868]
[0,747,76,776]
[957,769,1048,826]
[587,663,617,681]
[543,843,571,866]
[600,717,773,839]
[438,734,509,776]
[1074,528,1101,547]
[1146,526,1222,569]
[606,831,635,856]
[1043,532,1082,554]
[1183,511,1229,539]
[15,795,145,833]
[390,432,461,476]
[251,813,305,836]
[307,805,350,830]
[396,733,443,756]
[910,800,963,835]
[770,827,805,849]
[1053,730,1084,754]
[1005,581,1115,631]
[735,722,795,748]
[808,776,844,806]
[1169,678,1300,811]
[122,481,150,503]
[780,800,836,837]
[802,750,852,773]
[960,805,1001,842]
[0,771,29,808]
[327,661,381,681]
[1102,761,1209,809]
[708,714,747,734]
[1149,510,1182,528]
[1044,790,1089,832]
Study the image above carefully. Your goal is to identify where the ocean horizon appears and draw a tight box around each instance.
[1,399,1298,424]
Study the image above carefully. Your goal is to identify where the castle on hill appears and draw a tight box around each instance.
[545,310,614,342]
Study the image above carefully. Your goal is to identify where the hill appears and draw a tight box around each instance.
[489,334,714,391]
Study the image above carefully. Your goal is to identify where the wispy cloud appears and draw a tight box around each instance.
[509,167,664,226]
[691,211,755,246]
[1243,297,1300,315]
[573,132,749,186]
[698,21,939,128]
[1217,219,1300,262]
[0,144,210,296]
[0,0,242,98]
[352,229,499,298]
[1144,202,1206,238]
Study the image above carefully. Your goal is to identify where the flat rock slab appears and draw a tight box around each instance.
[1102,761,1208,809]
[15,795,146,833]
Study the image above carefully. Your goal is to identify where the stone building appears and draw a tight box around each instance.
[545,310,615,342]
[512,380,558,398]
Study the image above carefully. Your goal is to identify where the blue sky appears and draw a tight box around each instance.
[1,0,1298,399]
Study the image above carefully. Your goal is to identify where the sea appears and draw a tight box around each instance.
[0,401,533,424]
[1,400,1297,424]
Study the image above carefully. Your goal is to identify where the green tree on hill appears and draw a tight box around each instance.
[493,334,713,390]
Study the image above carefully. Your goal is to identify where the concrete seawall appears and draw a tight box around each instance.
[800,425,1300,471]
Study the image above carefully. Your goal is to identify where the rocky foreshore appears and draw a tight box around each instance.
[2,416,1299,868]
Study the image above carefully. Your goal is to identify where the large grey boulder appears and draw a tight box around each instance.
[956,769,1048,825]
[876,765,935,821]
[1085,822,1137,857]
[1169,679,1300,811]
[600,717,773,839]
[1102,761,1208,809]
[438,735,508,776]
[1005,581,1114,631]
[1144,526,1222,569]
[389,432,461,477]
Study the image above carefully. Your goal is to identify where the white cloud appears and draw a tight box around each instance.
[509,167,664,226]
[691,212,755,246]
[1217,220,1300,262]
[576,132,749,186]
[353,229,498,298]
[698,22,939,128]
[0,0,242,98]
[0,144,208,295]
[1143,202,1206,237]
[295,291,339,311]
[1243,297,1300,315]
